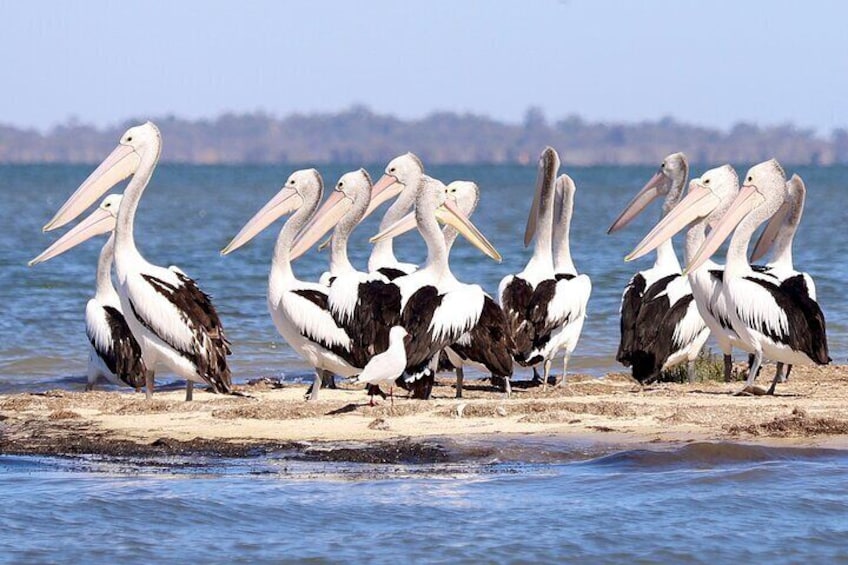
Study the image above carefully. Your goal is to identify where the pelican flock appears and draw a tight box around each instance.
[31,120,831,404]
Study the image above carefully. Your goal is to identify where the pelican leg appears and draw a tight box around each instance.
[85,382,94,392]
[532,367,543,386]
[766,369,781,396]
[784,364,793,383]
[554,353,571,388]
[542,359,552,391]
[307,371,322,401]
[747,353,761,378]
[723,354,733,382]
[185,381,194,402]
[687,360,696,384]
[455,366,464,399]
[321,371,337,389]
[145,371,155,400]
[744,351,763,388]
[774,362,785,385]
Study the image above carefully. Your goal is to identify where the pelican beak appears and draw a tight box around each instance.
[221,186,303,255]
[607,170,666,234]
[367,210,418,242]
[749,199,791,263]
[43,144,139,232]
[30,207,116,266]
[289,190,352,260]
[684,185,764,274]
[371,200,502,262]
[438,199,502,262]
[362,174,404,219]
[625,183,720,262]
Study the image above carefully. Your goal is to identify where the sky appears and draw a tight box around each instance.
[2,0,846,133]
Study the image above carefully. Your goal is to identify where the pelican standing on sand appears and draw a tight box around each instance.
[371,175,503,399]
[499,147,590,389]
[684,159,829,393]
[378,180,514,397]
[30,194,151,394]
[608,153,709,383]
[43,122,232,401]
[222,169,361,400]
[748,173,816,384]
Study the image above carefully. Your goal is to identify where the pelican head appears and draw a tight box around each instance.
[447,181,481,218]
[43,122,160,232]
[685,160,786,273]
[626,164,738,262]
[608,152,688,234]
[221,168,323,255]
[371,177,501,262]
[750,173,806,263]
[289,168,373,259]
[363,152,424,217]
[30,194,123,266]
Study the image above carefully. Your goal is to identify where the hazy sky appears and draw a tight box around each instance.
[2,0,845,132]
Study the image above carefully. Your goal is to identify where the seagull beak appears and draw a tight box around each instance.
[684,185,764,274]
[608,170,666,234]
[626,183,720,262]
[221,186,303,255]
[43,144,139,232]
[289,190,352,260]
[30,207,116,266]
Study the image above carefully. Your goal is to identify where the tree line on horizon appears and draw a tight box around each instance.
[2,106,847,166]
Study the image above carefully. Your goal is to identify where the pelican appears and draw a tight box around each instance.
[379,180,514,398]
[349,326,409,405]
[371,176,502,399]
[222,169,362,400]
[290,169,395,397]
[499,147,587,389]
[684,159,829,393]
[30,194,151,394]
[43,122,231,401]
[748,173,815,383]
[547,174,593,385]
[607,153,710,383]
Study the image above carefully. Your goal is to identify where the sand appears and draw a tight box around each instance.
[2,364,848,459]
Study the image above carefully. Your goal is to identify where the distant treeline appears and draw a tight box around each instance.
[2,106,847,166]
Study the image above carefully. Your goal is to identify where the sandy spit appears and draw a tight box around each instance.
[2,365,848,459]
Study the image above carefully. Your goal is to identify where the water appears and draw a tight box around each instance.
[2,441,848,562]
[2,164,847,562]
[1,163,846,391]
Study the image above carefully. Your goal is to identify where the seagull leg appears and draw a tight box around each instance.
[723,354,733,382]
[455,365,464,399]
[504,378,512,399]
[185,381,194,402]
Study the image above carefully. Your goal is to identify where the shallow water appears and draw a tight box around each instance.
[1,163,846,393]
[2,441,848,563]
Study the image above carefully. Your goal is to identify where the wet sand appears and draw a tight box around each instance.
[2,364,848,460]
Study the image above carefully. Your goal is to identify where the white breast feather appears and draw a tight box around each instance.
[546,275,592,326]
[123,269,196,352]
[278,289,351,350]
[729,279,789,340]
[85,300,114,356]
[428,285,484,343]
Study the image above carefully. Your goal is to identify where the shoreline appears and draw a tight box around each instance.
[3,365,848,462]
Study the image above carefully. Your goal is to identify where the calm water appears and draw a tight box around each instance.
[1,163,847,562]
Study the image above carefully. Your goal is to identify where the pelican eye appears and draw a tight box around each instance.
[747,176,753,182]
[704,179,710,185]
[127,137,133,142]
[389,167,396,173]
[661,163,665,169]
